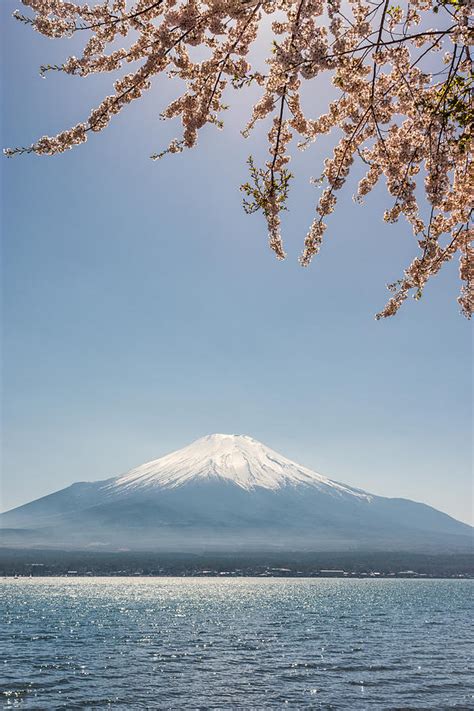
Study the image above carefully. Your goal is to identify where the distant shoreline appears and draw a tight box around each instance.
[1,548,473,578]
[2,573,473,580]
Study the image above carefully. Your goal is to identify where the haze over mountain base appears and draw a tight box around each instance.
[1,435,472,553]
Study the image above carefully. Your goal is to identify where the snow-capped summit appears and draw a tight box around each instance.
[110,433,369,498]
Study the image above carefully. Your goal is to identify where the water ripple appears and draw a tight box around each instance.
[1,578,472,709]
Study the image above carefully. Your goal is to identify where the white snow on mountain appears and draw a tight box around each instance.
[109,433,372,500]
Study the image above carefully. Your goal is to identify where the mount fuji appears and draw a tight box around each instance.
[1,434,471,552]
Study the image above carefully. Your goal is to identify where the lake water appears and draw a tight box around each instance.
[1,578,472,709]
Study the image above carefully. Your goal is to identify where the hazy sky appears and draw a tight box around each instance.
[1,2,472,524]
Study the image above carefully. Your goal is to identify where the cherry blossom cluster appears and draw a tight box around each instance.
[6,0,473,317]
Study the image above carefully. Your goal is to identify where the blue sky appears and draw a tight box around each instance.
[1,1,472,524]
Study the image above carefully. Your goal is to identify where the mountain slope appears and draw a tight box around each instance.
[1,434,472,552]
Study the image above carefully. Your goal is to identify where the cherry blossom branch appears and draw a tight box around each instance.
[5,0,473,319]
